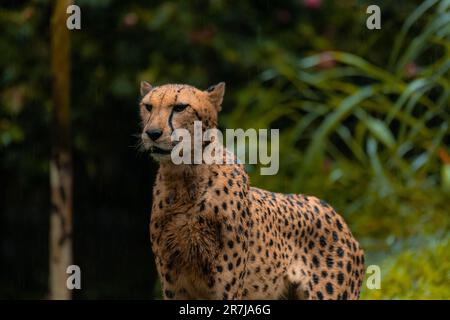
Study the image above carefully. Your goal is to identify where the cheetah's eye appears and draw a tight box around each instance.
[173,103,189,112]
[144,103,153,112]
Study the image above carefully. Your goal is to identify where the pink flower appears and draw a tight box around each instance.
[303,0,322,9]
[317,51,336,69]
[404,62,418,78]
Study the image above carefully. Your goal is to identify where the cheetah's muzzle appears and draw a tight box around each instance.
[150,145,172,155]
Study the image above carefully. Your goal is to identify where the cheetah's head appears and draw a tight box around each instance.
[138,82,225,161]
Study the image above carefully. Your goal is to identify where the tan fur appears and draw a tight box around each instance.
[139,83,365,300]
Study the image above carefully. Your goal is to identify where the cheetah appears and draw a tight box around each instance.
[139,81,365,300]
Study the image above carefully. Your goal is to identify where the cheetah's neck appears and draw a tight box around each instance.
[156,162,217,203]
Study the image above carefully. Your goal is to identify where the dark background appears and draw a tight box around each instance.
[1,0,449,299]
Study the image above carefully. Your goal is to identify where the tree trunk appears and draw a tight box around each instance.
[49,0,73,300]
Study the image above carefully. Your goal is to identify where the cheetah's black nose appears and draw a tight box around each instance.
[146,129,163,141]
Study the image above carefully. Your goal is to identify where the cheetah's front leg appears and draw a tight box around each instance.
[209,233,250,300]
[153,255,193,300]
[161,284,193,300]
[210,258,246,300]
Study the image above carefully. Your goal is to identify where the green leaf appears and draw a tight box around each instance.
[364,115,396,149]
[302,85,377,170]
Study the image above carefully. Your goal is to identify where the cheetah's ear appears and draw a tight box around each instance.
[206,82,225,111]
[140,81,153,97]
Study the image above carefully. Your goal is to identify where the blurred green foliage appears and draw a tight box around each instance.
[362,237,450,299]
[0,0,449,299]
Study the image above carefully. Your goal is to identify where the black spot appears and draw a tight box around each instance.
[228,262,233,271]
[308,241,315,249]
[319,236,327,247]
[312,255,320,268]
[316,219,322,229]
[319,200,329,208]
[336,247,344,257]
[326,282,334,295]
[225,283,231,291]
[346,261,352,273]
[317,291,324,300]
[222,202,227,210]
[337,272,345,285]
[326,255,334,268]
[164,290,175,298]
[217,265,223,272]
[342,291,348,300]
[332,231,339,242]
[312,274,319,284]
[336,219,343,231]
[227,240,234,249]
[214,206,219,214]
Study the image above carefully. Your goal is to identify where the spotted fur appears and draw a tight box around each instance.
[139,82,365,300]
